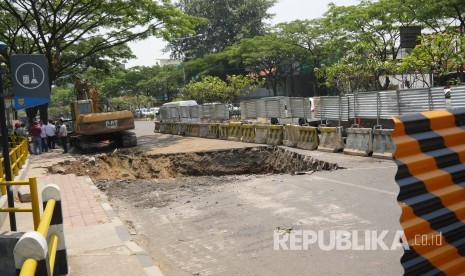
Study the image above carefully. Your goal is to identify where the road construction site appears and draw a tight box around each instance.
[44,120,402,276]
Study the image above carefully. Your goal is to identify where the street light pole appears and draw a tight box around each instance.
[0,40,16,230]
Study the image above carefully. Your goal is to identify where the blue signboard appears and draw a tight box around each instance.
[10,55,51,110]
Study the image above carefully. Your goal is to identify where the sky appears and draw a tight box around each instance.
[125,0,360,68]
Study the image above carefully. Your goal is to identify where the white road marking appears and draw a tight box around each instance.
[308,176,397,196]
[344,166,397,170]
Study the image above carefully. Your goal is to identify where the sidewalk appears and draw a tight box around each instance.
[0,149,163,275]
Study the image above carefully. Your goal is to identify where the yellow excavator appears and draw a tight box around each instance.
[70,77,137,150]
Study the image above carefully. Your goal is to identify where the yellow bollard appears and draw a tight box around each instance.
[29,177,41,230]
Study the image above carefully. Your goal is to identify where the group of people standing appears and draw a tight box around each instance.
[16,119,68,155]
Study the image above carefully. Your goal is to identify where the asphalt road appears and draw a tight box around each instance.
[113,121,403,276]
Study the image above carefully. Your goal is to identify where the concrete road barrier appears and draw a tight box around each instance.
[267,125,284,146]
[344,127,373,157]
[297,126,318,150]
[207,124,219,139]
[228,122,242,141]
[318,126,344,153]
[176,123,186,135]
[219,124,230,140]
[173,123,185,135]
[372,128,395,159]
[185,123,200,137]
[283,125,300,147]
[165,123,171,134]
[199,123,209,138]
[241,124,255,143]
[159,122,167,134]
[254,125,269,144]
[154,121,160,133]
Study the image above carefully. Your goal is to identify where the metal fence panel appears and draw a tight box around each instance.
[160,107,169,121]
[256,99,266,118]
[430,87,446,110]
[179,106,189,119]
[316,96,349,121]
[379,90,399,118]
[189,105,200,119]
[214,103,230,120]
[450,85,465,108]
[168,107,179,121]
[289,97,311,118]
[398,88,432,115]
[264,98,280,118]
[200,104,211,119]
[348,92,378,119]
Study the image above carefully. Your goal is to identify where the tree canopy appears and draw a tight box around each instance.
[0,0,200,122]
[168,0,276,60]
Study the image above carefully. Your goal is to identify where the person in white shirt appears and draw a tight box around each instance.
[45,120,57,149]
[58,119,68,153]
[39,120,48,153]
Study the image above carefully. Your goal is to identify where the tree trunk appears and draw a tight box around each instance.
[25,103,49,124]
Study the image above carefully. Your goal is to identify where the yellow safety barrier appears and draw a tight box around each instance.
[267,125,284,145]
[254,125,269,144]
[227,122,241,141]
[183,123,192,135]
[199,123,209,138]
[0,177,40,230]
[166,123,174,134]
[1,136,29,196]
[283,125,301,147]
[241,124,255,143]
[207,124,219,139]
[228,122,242,141]
[159,122,167,133]
[297,126,319,150]
[219,124,229,140]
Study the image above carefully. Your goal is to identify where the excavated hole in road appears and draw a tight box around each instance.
[51,146,338,181]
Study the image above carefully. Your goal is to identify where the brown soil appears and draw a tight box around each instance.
[50,146,338,181]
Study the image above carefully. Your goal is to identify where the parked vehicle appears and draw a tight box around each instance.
[228,104,240,116]
[141,108,150,116]
[149,107,160,116]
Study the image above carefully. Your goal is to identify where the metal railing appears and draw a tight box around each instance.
[1,135,29,195]
[0,177,41,229]
[20,198,58,276]
[15,184,67,276]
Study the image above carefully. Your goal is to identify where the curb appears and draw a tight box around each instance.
[84,176,164,276]
[16,158,31,201]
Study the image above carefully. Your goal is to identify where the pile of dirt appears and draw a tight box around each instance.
[49,146,338,180]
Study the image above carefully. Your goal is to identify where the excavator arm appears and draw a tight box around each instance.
[74,76,102,113]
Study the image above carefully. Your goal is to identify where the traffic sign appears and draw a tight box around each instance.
[10,54,51,110]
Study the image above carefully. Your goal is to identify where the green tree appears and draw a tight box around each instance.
[169,0,276,60]
[399,0,465,33]
[226,35,306,96]
[182,75,262,103]
[98,65,184,102]
[400,32,465,86]
[0,0,200,123]
[322,0,415,90]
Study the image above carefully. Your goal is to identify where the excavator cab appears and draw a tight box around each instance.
[70,100,95,132]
